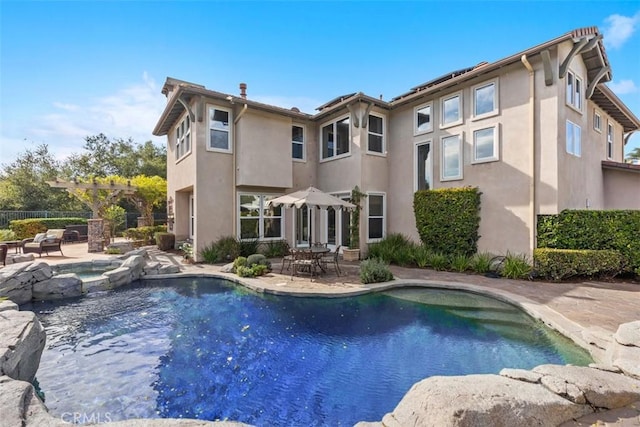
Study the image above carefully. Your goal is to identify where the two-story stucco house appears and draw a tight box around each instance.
[153,27,640,261]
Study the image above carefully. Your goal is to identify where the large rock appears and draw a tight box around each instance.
[533,364,640,408]
[0,263,35,304]
[25,262,54,282]
[0,309,46,382]
[614,321,640,346]
[103,266,133,288]
[0,376,62,427]
[380,374,591,427]
[32,274,82,300]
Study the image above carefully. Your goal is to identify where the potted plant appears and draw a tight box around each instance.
[343,186,366,262]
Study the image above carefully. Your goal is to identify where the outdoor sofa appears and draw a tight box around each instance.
[22,229,64,257]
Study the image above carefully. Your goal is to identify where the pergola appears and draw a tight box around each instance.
[46,179,136,252]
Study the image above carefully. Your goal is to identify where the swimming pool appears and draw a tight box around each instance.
[26,277,592,426]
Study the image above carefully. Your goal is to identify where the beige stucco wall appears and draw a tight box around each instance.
[603,169,640,209]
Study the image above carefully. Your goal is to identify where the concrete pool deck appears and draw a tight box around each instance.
[28,240,640,426]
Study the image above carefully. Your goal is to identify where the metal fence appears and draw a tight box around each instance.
[0,211,168,230]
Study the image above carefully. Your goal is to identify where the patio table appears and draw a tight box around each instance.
[0,240,21,254]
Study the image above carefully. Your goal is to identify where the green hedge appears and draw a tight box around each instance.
[124,225,167,244]
[414,187,481,256]
[537,210,640,271]
[9,218,88,240]
[534,248,624,281]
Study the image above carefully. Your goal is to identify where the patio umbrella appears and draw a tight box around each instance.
[265,186,355,246]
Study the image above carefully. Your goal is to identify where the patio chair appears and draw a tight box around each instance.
[0,244,7,266]
[321,245,341,276]
[280,242,296,273]
[22,229,65,257]
[291,250,316,281]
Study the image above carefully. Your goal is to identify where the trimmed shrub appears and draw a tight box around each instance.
[534,248,624,281]
[537,210,640,272]
[236,265,254,278]
[0,229,17,241]
[414,187,481,256]
[124,225,166,244]
[501,252,532,280]
[360,258,394,284]
[247,253,268,267]
[10,217,89,240]
[233,256,248,271]
[251,264,269,276]
[155,232,175,251]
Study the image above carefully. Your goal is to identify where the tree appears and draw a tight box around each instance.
[103,205,126,242]
[62,134,166,178]
[0,144,83,211]
[128,175,167,226]
[626,147,640,163]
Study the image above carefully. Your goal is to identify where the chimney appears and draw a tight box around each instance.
[239,83,247,99]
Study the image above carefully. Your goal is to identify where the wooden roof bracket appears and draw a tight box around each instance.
[586,65,611,99]
[541,50,553,86]
[559,34,602,79]
[177,95,195,122]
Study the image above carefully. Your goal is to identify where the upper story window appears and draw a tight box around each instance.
[292,125,305,161]
[566,71,583,112]
[321,116,350,160]
[607,122,614,159]
[208,106,232,153]
[175,114,191,160]
[594,111,602,132]
[441,91,463,128]
[441,133,463,180]
[368,114,385,154]
[414,102,433,135]
[472,79,498,119]
[566,120,581,157]
[473,125,499,163]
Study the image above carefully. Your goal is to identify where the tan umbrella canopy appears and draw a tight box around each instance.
[266,186,355,246]
[266,186,355,210]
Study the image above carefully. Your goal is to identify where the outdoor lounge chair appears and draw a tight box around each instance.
[22,229,64,257]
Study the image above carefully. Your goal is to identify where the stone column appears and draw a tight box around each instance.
[87,219,104,253]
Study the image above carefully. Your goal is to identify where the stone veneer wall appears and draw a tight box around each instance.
[87,218,104,253]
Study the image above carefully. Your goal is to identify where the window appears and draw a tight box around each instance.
[414,102,433,135]
[238,194,283,240]
[208,106,232,152]
[175,115,191,160]
[321,116,350,160]
[441,134,463,180]
[566,120,581,157]
[368,114,385,154]
[473,125,499,163]
[441,92,462,128]
[415,141,432,191]
[594,111,602,132]
[292,125,305,160]
[473,79,498,119]
[566,71,583,111]
[367,193,385,242]
[607,122,614,159]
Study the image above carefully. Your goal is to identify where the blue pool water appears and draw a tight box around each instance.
[26,278,592,426]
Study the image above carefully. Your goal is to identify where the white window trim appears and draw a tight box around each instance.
[414,140,433,192]
[189,194,195,239]
[440,91,463,129]
[471,78,499,120]
[175,113,192,162]
[319,114,351,162]
[565,70,583,114]
[594,111,602,133]
[607,121,614,160]
[236,192,285,241]
[366,191,386,243]
[414,101,434,136]
[207,104,233,154]
[366,113,386,157]
[472,124,500,164]
[566,120,582,157]
[292,123,306,162]
[440,133,464,181]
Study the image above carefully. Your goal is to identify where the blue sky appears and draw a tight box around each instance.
[1,1,639,167]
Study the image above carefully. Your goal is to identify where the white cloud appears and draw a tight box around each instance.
[26,73,166,159]
[608,79,638,95]
[602,12,640,49]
